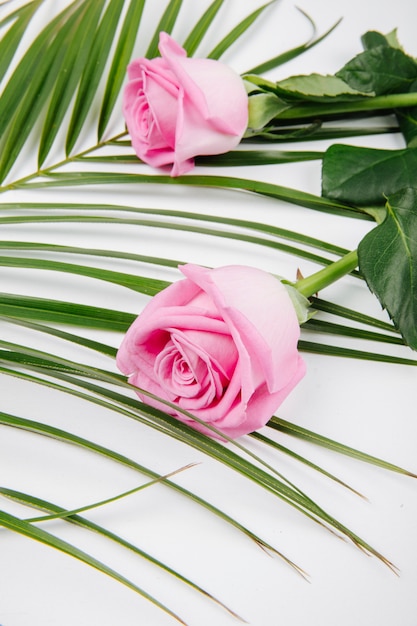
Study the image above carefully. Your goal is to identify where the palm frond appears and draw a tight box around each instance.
[38,0,107,167]
[207,0,277,60]
[97,0,146,139]
[0,0,44,82]
[0,509,188,625]
[244,11,342,75]
[65,0,125,155]
[0,484,244,622]
[145,0,183,58]
[0,408,302,568]
[181,0,225,56]
[0,0,86,183]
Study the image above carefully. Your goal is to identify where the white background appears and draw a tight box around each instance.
[1,1,417,625]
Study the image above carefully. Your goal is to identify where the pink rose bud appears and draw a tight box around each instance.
[122,33,249,176]
[117,265,305,439]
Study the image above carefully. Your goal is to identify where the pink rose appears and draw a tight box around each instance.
[117,264,305,439]
[122,32,248,176]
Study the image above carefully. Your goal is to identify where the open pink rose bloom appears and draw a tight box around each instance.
[122,32,249,176]
[117,265,305,439]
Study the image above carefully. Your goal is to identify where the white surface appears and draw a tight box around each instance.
[1,1,417,625]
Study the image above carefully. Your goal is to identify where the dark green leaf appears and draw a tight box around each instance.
[0,410,294,564]
[98,0,146,139]
[358,187,417,350]
[322,144,417,206]
[336,45,417,95]
[251,432,366,497]
[361,30,393,51]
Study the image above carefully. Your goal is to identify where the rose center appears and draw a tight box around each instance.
[154,332,230,410]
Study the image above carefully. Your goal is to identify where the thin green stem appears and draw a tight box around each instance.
[275,92,417,122]
[0,131,128,194]
[295,249,358,298]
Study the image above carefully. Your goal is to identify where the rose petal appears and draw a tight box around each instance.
[179,264,303,392]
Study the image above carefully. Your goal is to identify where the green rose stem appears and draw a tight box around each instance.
[274,92,417,123]
[295,249,359,298]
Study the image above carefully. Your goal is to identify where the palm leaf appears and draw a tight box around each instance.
[0,201,347,256]
[5,171,370,219]
[0,409,303,570]
[38,0,106,167]
[207,0,277,60]
[0,0,44,82]
[269,417,417,478]
[0,485,243,622]
[181,0,225,56]
[97,0,146,139]
[145,0,184,58]
[0,335,402,568]
[244,11,342,75]
[0,509,188,625]
[0,0,87,183]
[0,294,134,330]
[66,0,126,155]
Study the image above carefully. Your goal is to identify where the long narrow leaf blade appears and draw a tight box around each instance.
[0,293,134,330]
[0,510,187,625]
[245,13,342,75]
[0,359,397,569]
[0,485,242,620]
[98,0,146,139]
[207,0,277,60]
[0,256,169,295]
[269,416,417,477]
[66,0,125,155]
[0,409,304,570]
[181,0,224,56]
[17,171,371,219]
[0,1,87,183]
[145,0,183,58]
[38,0,106,167]
[0,0,43,83]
